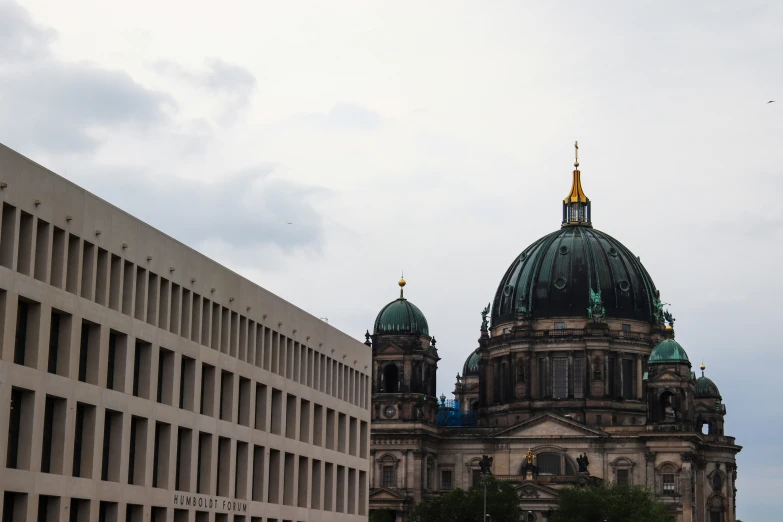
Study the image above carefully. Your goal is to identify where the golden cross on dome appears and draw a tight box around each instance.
[574,141,579,168]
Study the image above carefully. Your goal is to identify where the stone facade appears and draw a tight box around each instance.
[368,156,740,522]
[0,143,371,522]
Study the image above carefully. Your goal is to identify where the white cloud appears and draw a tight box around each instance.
[3,1,783,518]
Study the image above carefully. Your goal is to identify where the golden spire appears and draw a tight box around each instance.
[398,272,406,299]
[700,360,706,376]
[564,140,589,204]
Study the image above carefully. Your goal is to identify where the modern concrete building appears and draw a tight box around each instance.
[0,143,371,522]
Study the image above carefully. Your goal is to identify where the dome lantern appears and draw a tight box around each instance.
[562,141,592,227]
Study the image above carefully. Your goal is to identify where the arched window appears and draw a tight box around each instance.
[378,454,399,488]
[657,463,679,496]
[383,364,399,393]
[537,452,561,475]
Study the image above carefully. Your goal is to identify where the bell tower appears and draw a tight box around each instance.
[368,277,439,424]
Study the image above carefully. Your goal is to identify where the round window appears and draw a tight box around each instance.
[618,280,630,292]
[554,277,567,290]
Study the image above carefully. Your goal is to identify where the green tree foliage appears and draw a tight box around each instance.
[548,483,675,522]
[408,477,522,522]
[369,509,396,522]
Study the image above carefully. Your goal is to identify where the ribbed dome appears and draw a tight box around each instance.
[373,298,429,336]
[695,376,721,398]
[492,226,659,325]
[463,350,480,376]
[649,339,690,365]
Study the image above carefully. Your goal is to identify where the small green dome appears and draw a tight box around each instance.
[648,339,690,365]
[463,350,480,376]
[695,376,721,398]
[374,298,429,336]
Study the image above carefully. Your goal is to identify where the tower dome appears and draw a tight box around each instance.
[648,338,690,365]
[491,143,659,326]
[373,278,430,336]
[462,349,480,376]
[695,364,721,398]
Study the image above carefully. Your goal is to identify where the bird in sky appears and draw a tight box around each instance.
[768,100,775,104]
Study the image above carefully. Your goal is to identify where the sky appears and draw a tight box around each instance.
[1,0,781,518]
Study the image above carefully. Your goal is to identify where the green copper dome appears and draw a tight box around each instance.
[373,298,429,336]
[695,376,721,399]
[463,350,480,376]
[648,339,690,366]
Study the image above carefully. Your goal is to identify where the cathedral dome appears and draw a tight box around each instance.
[648,339,690,365]
[491,144,659,326]
[491,226,659,325]
[373,279,429,336]
[463,350,480,376]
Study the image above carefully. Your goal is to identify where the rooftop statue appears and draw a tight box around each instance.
[479,455,494,475]
[664,309,675,327]
[587,288,606,322]
[577,453,590,473]
[481,303,490,330]
[653,298,665,325]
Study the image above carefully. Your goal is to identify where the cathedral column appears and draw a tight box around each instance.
[369,450,376,487]
[507,353,514,401]
[526,354,532,398]
[403,449,409,491]
[530,357,538,399]
[486,358,494,404]
[544,355,551,398]
[636,355,643,399]
[644,451,656,489]
[478,356,487,407]
[567,352,574,398]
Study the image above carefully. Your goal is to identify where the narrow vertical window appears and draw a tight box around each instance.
[552,357,568,399]
[622,359,634,399]
[573,357,584,399]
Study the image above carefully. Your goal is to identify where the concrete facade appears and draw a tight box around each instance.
[0,143,371,522]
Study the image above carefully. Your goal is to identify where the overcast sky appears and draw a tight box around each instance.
[2,1,781,518]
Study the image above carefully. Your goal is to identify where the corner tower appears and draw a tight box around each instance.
[368,277,439,424]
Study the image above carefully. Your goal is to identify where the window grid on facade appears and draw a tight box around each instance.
[0,158,372,522]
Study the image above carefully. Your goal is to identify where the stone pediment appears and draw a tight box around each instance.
[375,343,405,356]
[653,369,687,381]
[515,482,560,500]
[369,487,406,500]
[493,413,606,438]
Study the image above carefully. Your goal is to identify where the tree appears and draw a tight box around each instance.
[408,477,522,522]
[548,483,675,522]
[369,509,396,522]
